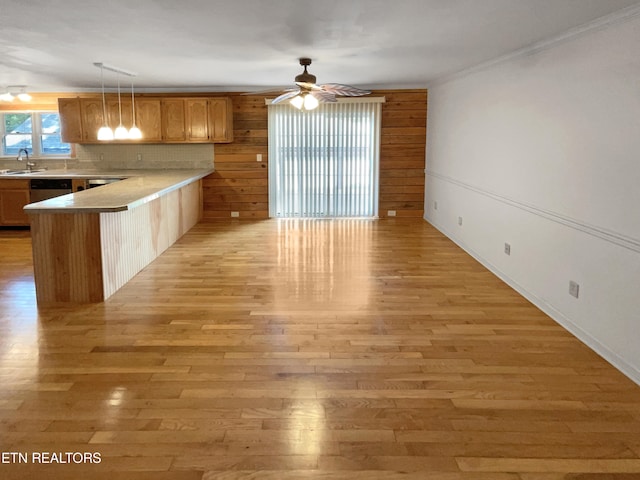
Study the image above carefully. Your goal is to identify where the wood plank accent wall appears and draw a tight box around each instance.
[203,89,427,219]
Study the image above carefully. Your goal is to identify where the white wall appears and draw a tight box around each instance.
[425,10,640,383]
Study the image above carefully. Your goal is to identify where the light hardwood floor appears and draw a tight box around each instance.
[1,219,639,480]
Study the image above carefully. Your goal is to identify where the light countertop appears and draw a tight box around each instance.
[0,168,129,179]
[23,168,213,214]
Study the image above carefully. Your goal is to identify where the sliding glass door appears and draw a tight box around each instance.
[268,100,382,218]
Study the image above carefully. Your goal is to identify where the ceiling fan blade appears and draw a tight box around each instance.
[320,83,371,97]
[271,90,302,104]
[310,90,337,103]
[242,87,297,96]
[295,81,321,91]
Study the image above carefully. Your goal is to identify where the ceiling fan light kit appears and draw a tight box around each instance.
[246,58,371,111]
[0,85,32,102]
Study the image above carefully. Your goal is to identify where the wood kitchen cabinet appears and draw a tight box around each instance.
[0,179,30,226]
[161,99,186,142]
[208,97,234,143]
[186,98,209,142]
[80,98,106,142]
[113,98,163,142]
[135,99,162,142]
[58,98,83,143]
[58,95,232,144]
[166,97,234,143]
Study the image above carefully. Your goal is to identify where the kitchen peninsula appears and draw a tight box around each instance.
[24,169,212,304]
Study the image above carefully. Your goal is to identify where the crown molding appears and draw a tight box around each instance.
[428,3,640,88]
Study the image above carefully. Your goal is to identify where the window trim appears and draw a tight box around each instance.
[0,111,72,159]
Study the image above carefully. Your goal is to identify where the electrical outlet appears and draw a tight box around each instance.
[504,243,511,255]
[256,154,262,162]
[569,281,580,298]
[458,216,463,226]
[434,201,438,210]
[388,210,396,217]
[99,153,104,161]
[136,153,142,162]
[230,211,239,218]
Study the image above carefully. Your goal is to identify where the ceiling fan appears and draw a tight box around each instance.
[246,58,371,110]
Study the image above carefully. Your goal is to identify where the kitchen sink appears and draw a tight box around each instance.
[1,168,48,175]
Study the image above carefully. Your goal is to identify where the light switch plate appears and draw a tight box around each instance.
[569,281,580,298]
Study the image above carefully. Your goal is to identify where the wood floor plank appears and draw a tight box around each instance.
[1,219,639,479]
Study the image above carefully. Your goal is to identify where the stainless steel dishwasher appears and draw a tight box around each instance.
[29,178,73,202]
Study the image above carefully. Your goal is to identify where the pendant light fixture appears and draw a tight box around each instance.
[94,62,138,141]
[113,74,128,140]
[128,79,142,139]
[96,64,114,141]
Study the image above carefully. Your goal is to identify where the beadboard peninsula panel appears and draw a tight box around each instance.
[204,89,427,219]
[101,180,202,298]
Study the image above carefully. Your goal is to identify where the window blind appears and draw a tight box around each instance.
[268,99,382,218]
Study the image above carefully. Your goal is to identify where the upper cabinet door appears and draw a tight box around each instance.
[161,99,186,142]
[135,99,162,142]
[58,98,83,143]
[209,97,234,143]
[186,99,209,142]
[107,98,133,132]
[80,98,106,142]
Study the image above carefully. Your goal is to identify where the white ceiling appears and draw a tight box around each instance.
[1,0,639,92]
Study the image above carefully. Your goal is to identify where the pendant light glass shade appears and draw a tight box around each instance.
[114,125,129,139]
[98,64,114,141]
[128,79,142,139]
[290,92,319,111]
[114,75,128,140]
[303,93,319,110]
[290,95,304,110]
[128,126,142,139]
[98,125,114,141]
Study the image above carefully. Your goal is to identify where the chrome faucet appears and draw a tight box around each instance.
[16,148,36,171]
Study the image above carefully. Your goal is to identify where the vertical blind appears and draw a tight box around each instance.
[268,99,382,218]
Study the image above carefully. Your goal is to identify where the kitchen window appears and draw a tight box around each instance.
[1,112,71,158]
[268,98,383,218]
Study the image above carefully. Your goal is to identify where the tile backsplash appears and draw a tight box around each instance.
[0,144,214,171]
[76,144,214,170]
